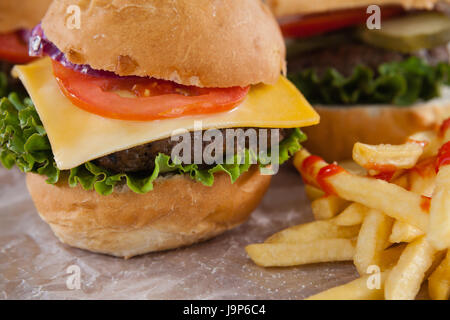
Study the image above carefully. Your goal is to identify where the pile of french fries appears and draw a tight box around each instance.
[246,118,450,300]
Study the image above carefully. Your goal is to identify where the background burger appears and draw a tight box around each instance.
[268,0,450,161]
[0,0,53,96]
[0,0,319,258]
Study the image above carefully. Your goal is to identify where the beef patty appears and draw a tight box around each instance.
[288,42,450,77]
[96,128,292,173]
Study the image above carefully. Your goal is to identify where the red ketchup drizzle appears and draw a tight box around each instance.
[420,196,431,213]
[367,163,397,182]
[412,157,436,178]
[406,139,428,148]
[436,142,450,173]
[367,163,397,172]
[373,171,395,182]
[301,155,324,185]
[316,164,345,196]
[439,118,450,138]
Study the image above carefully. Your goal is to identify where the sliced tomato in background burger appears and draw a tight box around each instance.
[52,61,250,121]
[279,6,404,38]
[0,32,35,64]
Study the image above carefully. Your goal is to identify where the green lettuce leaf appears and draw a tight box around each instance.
[288,57,450,106]
[0,94,306,195]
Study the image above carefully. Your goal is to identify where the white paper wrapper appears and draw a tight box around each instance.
[0,166,363,299]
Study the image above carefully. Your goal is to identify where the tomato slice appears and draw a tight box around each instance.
[0,32,34,64]
[280,6,404,38]
[52,61,249,121]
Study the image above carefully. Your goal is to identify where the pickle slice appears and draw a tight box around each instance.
[358,12,450,53]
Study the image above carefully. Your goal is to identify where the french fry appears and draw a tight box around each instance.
[332,203,367,226]
[353,142,423,171]
[428,165,450,250]
[256,122,450,300]
[307,246,405,300]
[391,173,409,189]
[354,209,393,275]
[385,236,437,300]
[295,149,429,232]
[408,130,439,160]
[304,184,325,202]
[311,196,350,220]
[409,158,437,197]
[246,239,355,267]
[265,220,359,244]
[409,173,436,198]
[379,244,406,271]
[329,173,429,232]
[388,160,433,244]
[428,251,450,300]
[307,272,389,300]
[389,220,424,244]
[339,160,367,175]
[293,149,327,187]
[426,250,447,279]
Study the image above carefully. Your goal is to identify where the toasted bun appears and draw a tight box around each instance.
[41,0,286,88]
[0,0,52,33]
[26,166,271,258]
[302,88,450,161]
[268,0,447,17]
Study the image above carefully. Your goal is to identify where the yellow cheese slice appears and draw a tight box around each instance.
[13,58,319,170]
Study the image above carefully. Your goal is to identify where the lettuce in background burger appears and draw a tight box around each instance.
[0,0,53,96]
[0,0,319,258]
[269,0,450,161]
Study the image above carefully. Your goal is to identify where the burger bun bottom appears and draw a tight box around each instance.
[26,165,271,258]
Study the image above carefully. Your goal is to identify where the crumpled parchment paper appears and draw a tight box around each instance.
[0,166,362,300]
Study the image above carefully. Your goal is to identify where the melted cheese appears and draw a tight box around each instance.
[13,58,319,170]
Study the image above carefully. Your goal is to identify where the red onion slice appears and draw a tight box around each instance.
[29,24,139,79]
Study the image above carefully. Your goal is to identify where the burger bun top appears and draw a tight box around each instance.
[42,0,286,88]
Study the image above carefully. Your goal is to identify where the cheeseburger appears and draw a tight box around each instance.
[269,0,450,161]
[0,0,319,258]
[0,0,53,96]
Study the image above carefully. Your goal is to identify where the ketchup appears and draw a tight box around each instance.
[420,196,431,213]
[316,164,345,195]
[366,163,396,182]
[301,156,324,184]
[406,139,428,148]
[411,157,436,178]
[436,142,450,173]
[373,171,395,182]
[439,119,450,138]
